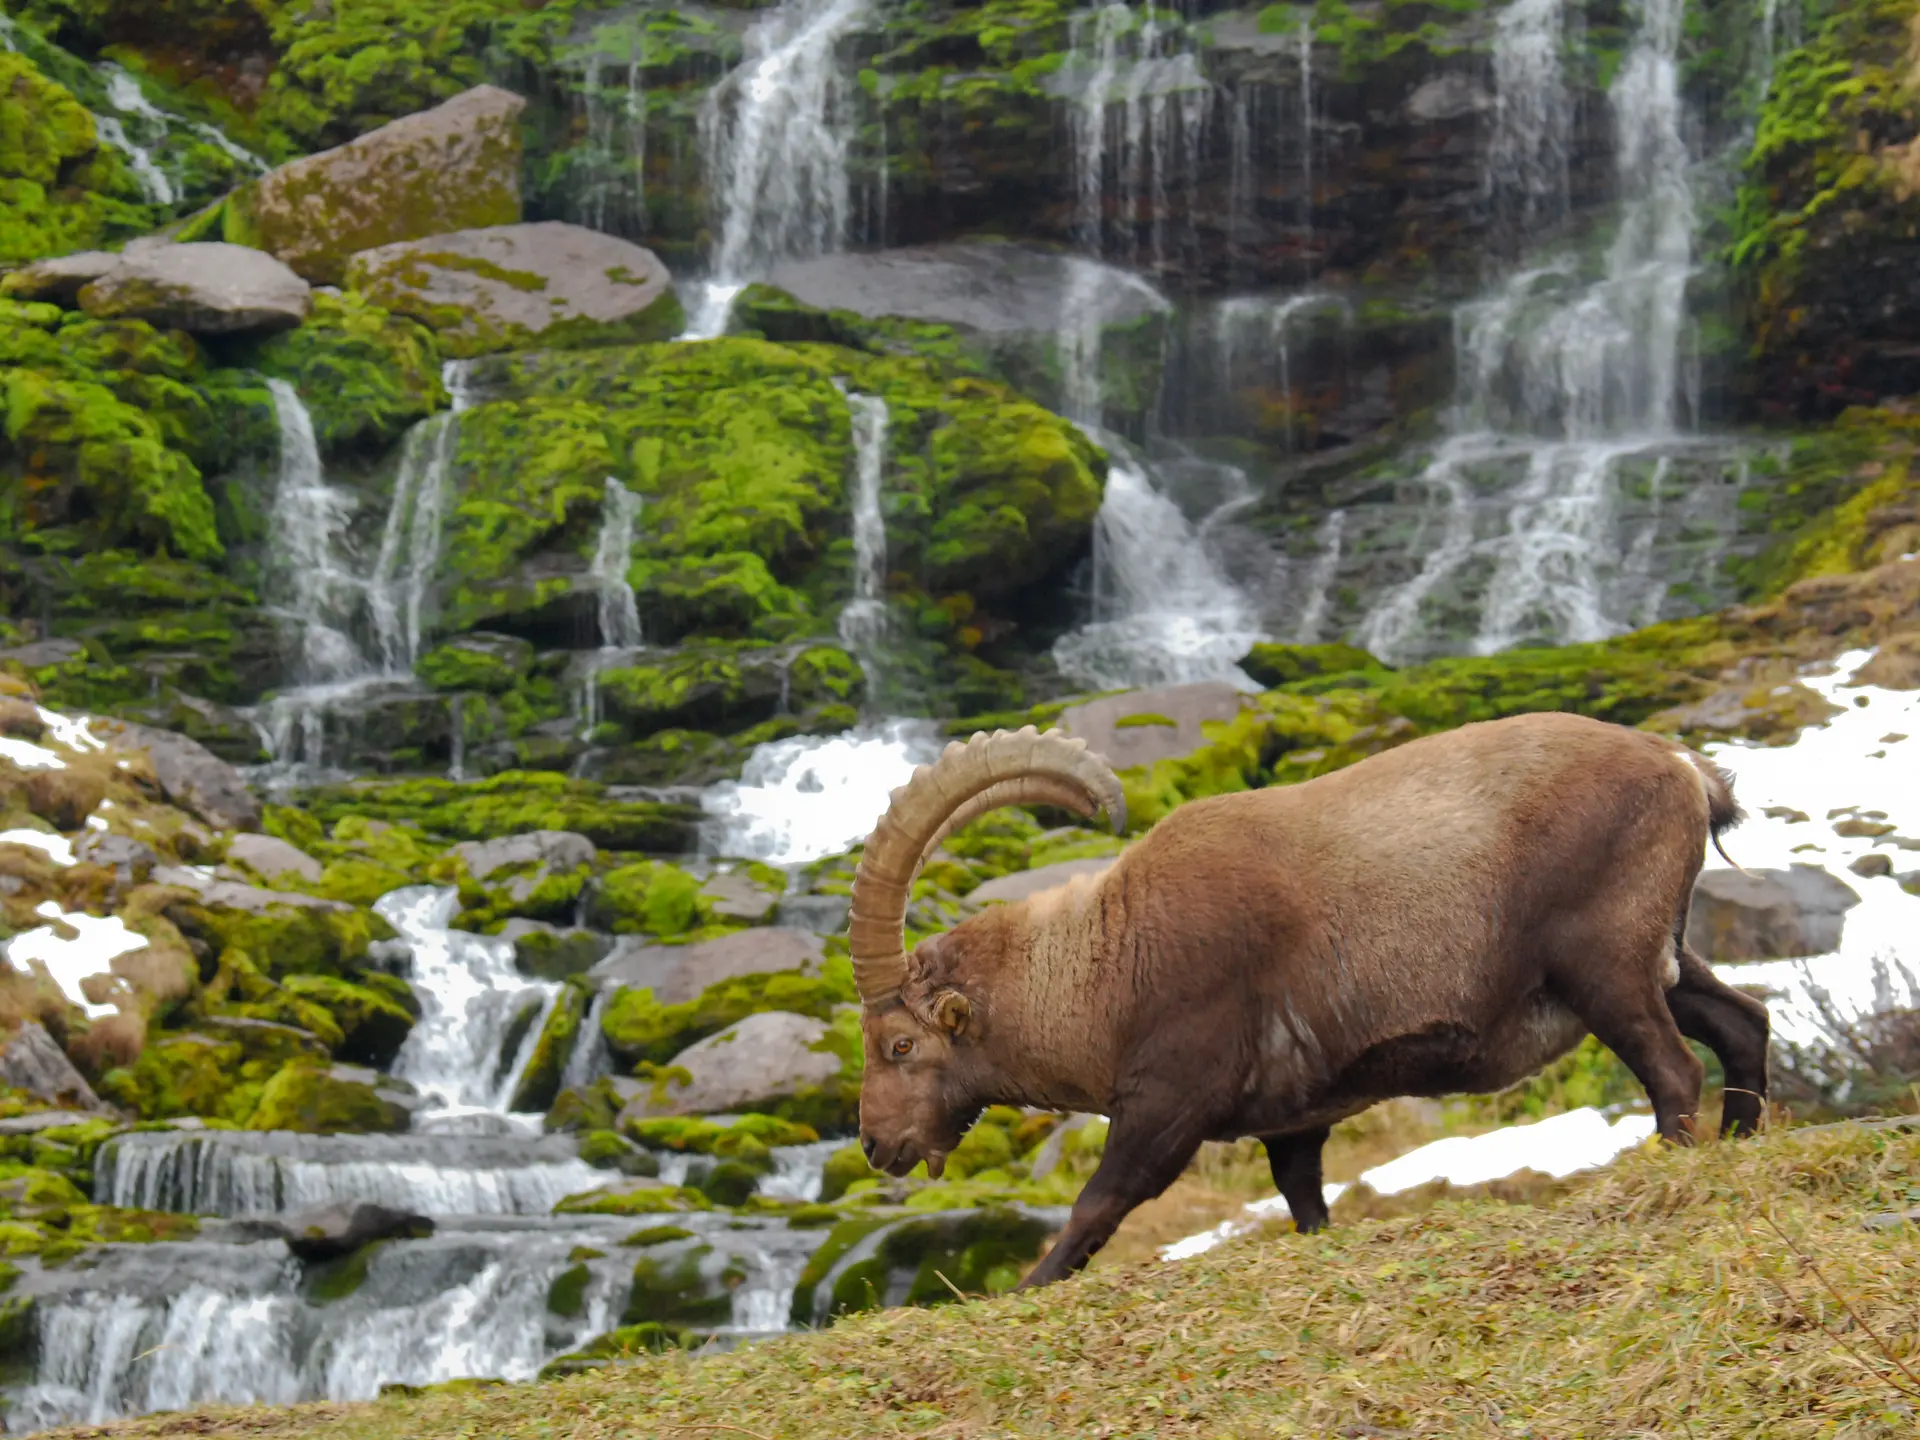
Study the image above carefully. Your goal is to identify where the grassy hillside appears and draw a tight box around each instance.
[50,1118,1920,1439]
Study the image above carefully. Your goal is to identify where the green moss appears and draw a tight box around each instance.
[790,1206,1062,1326]
[243,292,445,454]
[621,1224,695,1248]
[98,1032,249,1121]
[625,1114,819,1157]
[1240,641,1388,689]
[587,859,709,938]
[601,960,859,1067]
[508,981,587,1114]
[279,973,419,1070]
[415,633,534,694]
[248,1063,412,1134]
[168,899,388,981]
[538,1321,689,1379]
[0,48,153,266]
[579,1130,659,1176]
[305,1240,392,1304]
[817,1142,873,1204]
[293,772,699,852]
[623,1244,731,1327]
[546,1261,592,1319]
[552,1182,712,1216]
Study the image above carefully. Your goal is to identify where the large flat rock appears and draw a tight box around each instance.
[345,221,682,357]
[94,719,261,833]
[76,242,310,334]
[968,857,1117,906]
[590,927,824,1005]
[619,1011,840,1120]
[764,243,1168,337]
[1058,682,1254,771]
[240,84,527,285]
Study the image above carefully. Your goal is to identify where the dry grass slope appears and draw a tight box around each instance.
[45,1122,1920,1439]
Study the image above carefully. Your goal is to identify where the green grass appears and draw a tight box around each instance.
[51,1120,1920,1438]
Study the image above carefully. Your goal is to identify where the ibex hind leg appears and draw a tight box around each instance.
[1260,1125,1333,1233]
[1664,943,1771,1137]
[1553,932,1706,1145]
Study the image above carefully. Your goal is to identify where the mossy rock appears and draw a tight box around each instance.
[817,1142,873,1204]
[622,1243,733,1328]
[583,859,709,938]
[98,1032,248,1122]
[793,1206,1065,1327]
[247,1062,414,1135]
[303,1239,389,1305]
[1239,641,1388,689]
[621,1224,695,1248]
[0,49,153,267]
[596,642,862,739]
[166,898,390,982]
[578,1129,659,1177]
[416,632,535,694]
[600,962,859,1068]
[538,1321,689,1378]
[552,1181,711,1216]
[293,773,701,852]
[243,290,445,454]
[507,981,588,1114]
[625,1114,818,1160]
[546,1260,592,1319]
[279,974,419,1069]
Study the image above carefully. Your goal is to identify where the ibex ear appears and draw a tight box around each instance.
[930,989,973,1037]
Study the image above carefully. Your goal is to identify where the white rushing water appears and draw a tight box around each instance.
[574,478,646,744]
[98,1131,604,1219]
[1357,0,1727,664]
[1051,447,1264,693]
[835,388,896,697]
[1064,2,1211,272]
[380,888,562,1118]
[685,0,871,336]
[570,50,648,236]
[253,365,473,774]
[702,718,942,866]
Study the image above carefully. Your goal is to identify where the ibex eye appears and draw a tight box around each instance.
[891,1038,914,1058]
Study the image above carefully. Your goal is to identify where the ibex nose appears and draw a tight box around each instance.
[860,1134,877,1162]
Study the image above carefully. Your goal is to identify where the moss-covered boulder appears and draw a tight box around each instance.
[244,290,445,454]
[166,891,387,981]
[278,974,419,1070]
[293,772,702,852]
[583,859,708,939]
[232,84,526,286]
[507,980,588,1114]
[247,1062,415,1134]
[345,222,684,358]
[537,1321,689,1379]
[600,962,858,1067]
[551,1178,710,1216]
[790,1205,1067,1326]
[621,1242,735,1328]
[1239,642,1388,689]
[616,1009,860,1131]
[596,642,862,738]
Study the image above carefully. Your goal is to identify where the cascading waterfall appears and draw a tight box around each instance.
[575,478,645,743]
[1211,291,1349,451]
[382,887,562,1117]
[1296,19,1314,245]
[1051,445,1263,692]
[368,360,474,676]
[684,0,871,337]
[1357,0,1732,664]
[252,362,472,775]
[1064,2,1211,273]
[571,53,648,235]
[834,389,898,700]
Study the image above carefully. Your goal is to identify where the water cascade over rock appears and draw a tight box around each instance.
[685,0,873,335]
[252,362,475,780]
[1353,0,1751,663]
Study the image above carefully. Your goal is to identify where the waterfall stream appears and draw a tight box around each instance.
[834,388,897,703]
[1355,0,1742,664]
[683,0,871,336]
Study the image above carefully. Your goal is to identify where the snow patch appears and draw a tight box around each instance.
[0,830,76,866]
[6,902,148,1018]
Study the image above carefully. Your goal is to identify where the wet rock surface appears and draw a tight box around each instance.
[1685,865,1863,962]
[75,242,312,333]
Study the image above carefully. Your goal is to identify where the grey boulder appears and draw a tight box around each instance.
[269,1200,435,1263]
[590,927,825,1005]
[94,719,262,832]
[0,1022,105,1112]
[76,242,311,334]
[1059,682,1253,772]
[1685,864,1862,962]
[226,833,323,885]
[969,857,1117,906]
[620,1011,842,1121]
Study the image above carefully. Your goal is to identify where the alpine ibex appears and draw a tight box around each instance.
[849,713,1770,1288]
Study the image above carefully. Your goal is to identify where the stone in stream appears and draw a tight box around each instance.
[452,830,596,902]
[618,1011,843,1122]
[1684,865,1862,962]
[345,222,683,357]
[589,927,824,1005]
[501,920,613,981]
[75,242,312,334]
[258,1200,436,1263]
[235,84,527,285]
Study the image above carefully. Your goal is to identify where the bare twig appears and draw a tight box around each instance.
[1763,1213,1920,1396]
[932,1268,969,1303]
[1748,1216,1920,1402]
